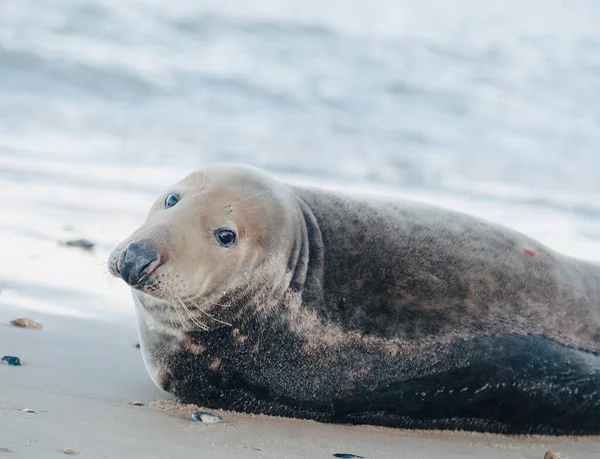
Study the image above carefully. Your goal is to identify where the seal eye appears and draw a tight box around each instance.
[214,229,237,248]
[164,193,180,209]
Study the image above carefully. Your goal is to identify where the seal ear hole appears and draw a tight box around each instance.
[214,229,237,248]
[164,192,180,209]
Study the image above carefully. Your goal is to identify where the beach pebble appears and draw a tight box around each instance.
[1,356,21,366]
[545,452,567,459]
[21,408,36,413]
[129,401,145,406]
[61,239,95,251]
[10,317,43,330]
[333,454,364,459]
[0,447,10,453]
[191,411,223,424]
[63,448,76,455]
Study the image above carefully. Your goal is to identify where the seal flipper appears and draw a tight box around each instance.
[331,334,600,435]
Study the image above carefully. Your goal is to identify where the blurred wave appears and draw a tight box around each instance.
[1,0,599,234]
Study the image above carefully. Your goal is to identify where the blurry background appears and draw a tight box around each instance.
[1,0,600,314]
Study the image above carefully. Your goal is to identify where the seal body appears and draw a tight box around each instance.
[109,164,600,435]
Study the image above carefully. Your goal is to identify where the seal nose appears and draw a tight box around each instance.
[119,241,159,286]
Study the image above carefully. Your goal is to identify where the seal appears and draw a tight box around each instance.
[108,164,600,435]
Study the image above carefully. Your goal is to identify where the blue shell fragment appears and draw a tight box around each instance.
[191,411,223,424]
[1,356,21,366]
[63,239,95,250]
[333,454,364,459]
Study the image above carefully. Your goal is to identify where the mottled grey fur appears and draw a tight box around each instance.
[292,185,600,351]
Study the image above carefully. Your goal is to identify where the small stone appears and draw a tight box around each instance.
[129,401,144,406]
[191,411,223,424]
[61,239,94,251]
[63,448,76,455]
[10,318,43,330]
[0,447,10,453]
[545,452,566,459]
[135,343,141,349]
[1,356,21,366]
[333,454,364,459]
[21,408,36,413]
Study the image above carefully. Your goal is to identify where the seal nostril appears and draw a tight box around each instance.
[119,240,159,286]
[114,250,127,276]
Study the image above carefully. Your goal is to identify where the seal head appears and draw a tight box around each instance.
[108,164,313,333]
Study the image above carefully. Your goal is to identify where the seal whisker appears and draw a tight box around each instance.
[166,303,181,328]
[172,303,188,329]
[195,308,232,327]
[195,170,206,189]
[177,297,208,330]
[98,260,114,275]
[170,296,192,330]
[187,293,231,309]
[191,169,208,191]
[172,302,190,330]
[101,269,116,285]
[175,296,209,331]
[230,189,270,206]
[184,295,233,327]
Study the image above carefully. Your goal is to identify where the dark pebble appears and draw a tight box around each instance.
[333,454,364,459]
[191,411,223,423]
[1,356,21,366]
[62,239,95,250]
[135,343,141,349]
[129,401,144,406]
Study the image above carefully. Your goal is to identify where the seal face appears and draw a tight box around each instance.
[109,164,600,435]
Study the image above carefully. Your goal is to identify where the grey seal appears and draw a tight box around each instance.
[108,164,600,435]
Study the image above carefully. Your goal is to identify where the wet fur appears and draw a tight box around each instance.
[127,167,600,435]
